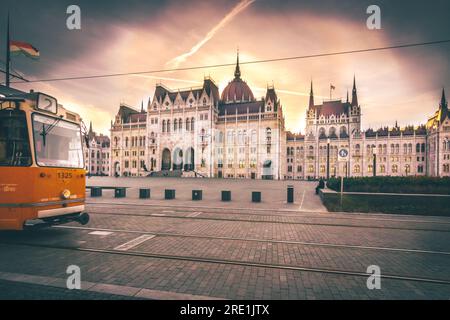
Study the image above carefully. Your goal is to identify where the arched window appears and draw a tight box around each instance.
[354,164,360,173]
[355,144,360,155]
[266,128,272,142]
[319,127,326,138]
[191,117,195,131]
[174,119,178,132]
[329,127,337,137]
[340,126,347,138]
[405,164,411,175]
[125,137,129,147]
[238,131,243,145]
[186,118,190,131]
[251,130,257,144]
[167,120,171,133]
[416,143,421,153]
[179,118,182,130]
[162,120,166,133]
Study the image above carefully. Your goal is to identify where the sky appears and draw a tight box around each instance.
[1,0,449,135]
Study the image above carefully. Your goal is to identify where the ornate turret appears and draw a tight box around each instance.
[221,51,254,103]
[439,88,448,123]
[351,75,358,107]
[308,80,314,109]
[234,50,241,79]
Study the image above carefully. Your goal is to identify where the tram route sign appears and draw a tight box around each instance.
[338,147,349,162]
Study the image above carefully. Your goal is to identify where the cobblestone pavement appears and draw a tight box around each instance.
[0,279,141,300]
[86,177,327,212]
[1,179,450,299]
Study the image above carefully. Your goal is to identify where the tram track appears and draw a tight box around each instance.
[54,224,450,256]
[1,239,449,287]
[85,208,450,233]
[87,202,450,225]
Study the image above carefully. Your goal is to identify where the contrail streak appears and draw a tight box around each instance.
[135,74,330,98]
[166,0,256,68]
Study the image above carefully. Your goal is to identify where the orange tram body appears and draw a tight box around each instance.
[0,87,89,230]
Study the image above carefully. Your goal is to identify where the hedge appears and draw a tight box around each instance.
[326,176,450,195]
[321,192,450,216]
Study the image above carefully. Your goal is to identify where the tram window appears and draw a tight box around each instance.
[32,113,83,168]
[0,110,32,166]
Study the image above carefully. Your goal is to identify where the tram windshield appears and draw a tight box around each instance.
[0,110,32,166]
[32,113,84,168]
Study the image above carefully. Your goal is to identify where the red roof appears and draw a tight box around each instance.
[313,100,349,117]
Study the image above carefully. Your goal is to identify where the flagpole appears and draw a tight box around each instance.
[5,11,10,88]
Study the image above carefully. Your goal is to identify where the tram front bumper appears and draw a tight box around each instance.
[24,211,90,229]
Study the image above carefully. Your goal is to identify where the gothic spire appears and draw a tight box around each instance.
[351,75,358,107]
[309,80,314,109]
[89,121,93,134]
[234,49,241,79]
[346,89,349,103]
[440,88,448,109]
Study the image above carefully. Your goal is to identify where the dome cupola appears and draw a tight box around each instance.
[221,51,254,103]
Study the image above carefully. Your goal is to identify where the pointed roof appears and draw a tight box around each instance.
[221,51,254,103]
[440,88,447,109]
[308,80,314,109]
[351,75,358,107]
[234,49,241,79]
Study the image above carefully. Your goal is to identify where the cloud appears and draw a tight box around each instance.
[165,0,256,68]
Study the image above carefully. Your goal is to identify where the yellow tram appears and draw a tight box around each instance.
[0,87,89,230]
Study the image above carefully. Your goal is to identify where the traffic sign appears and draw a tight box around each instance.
[338,148,349,162]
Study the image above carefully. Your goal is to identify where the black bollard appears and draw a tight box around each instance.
[115,187,126,198]
[252,191,261,203]
[139,188,150,199]
[90,187,102,197]
[192,190,202,201]
[221,190,231,201]
[287,185,294,203]
[165,189,175,200]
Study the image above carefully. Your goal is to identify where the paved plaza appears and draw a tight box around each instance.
[0,177,449,299]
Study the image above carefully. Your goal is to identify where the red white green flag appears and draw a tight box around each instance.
[10,41,40,59]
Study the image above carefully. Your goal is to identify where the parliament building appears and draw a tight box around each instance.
[109,53,450,179]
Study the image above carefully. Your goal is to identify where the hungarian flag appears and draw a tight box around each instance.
[10,41,40,59]
[330,84,336,90]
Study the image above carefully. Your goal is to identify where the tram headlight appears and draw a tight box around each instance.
[61,189,71,200]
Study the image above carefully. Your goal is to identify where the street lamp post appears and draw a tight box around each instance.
[326,138,330,180]
[373,148,377,177]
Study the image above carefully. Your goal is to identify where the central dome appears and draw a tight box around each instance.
[221,52,254,103]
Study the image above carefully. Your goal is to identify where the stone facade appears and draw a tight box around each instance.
[84,122,110,176]
[107,54,449,180]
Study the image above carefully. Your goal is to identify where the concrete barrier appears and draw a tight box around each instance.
[192,190,202,201]
[139,188,150,199]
